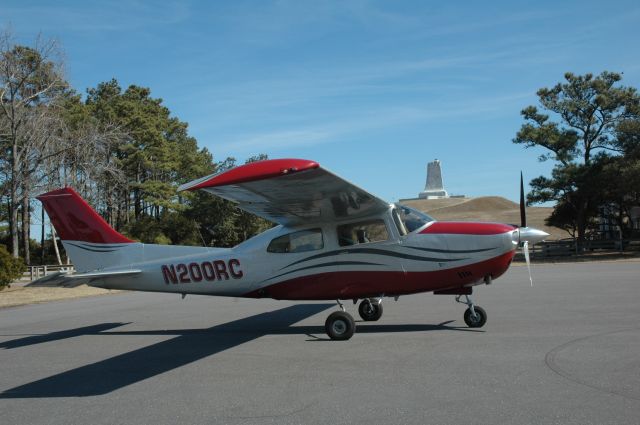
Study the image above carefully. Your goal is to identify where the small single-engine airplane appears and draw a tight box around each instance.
[38,158,548,340]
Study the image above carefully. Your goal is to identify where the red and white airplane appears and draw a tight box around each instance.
[37,158,548,340]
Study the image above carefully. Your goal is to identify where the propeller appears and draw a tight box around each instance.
[520,172,532,286]
[518,172,549,286]
[520,172,526,229]
[523,240,532,286]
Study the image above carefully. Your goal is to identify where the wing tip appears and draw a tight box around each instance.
[180,158,320,191]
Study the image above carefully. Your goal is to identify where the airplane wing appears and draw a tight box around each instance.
[178,159,390,225]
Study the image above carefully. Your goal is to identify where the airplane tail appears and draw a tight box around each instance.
[37,187,138,272]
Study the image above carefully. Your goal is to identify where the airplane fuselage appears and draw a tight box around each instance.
[37,160,548,340]
[79,206,518,300]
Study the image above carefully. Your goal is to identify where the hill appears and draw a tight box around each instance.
[400,197,564,240]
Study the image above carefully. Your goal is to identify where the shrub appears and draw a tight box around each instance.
[0,245,24,289]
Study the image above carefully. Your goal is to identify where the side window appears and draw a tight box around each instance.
[267,228,324,253]
[337,219,389,247]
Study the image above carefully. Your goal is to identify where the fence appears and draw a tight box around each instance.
[516,238,640,260]
[24,265,75,281]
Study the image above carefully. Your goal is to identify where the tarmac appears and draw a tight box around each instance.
[1,261,639,424]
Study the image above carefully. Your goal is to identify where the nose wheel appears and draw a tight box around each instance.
[456,294,487,328]
[463,305,487,328]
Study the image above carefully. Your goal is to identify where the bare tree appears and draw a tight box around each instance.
[0,30,67,260]
[39,108,127,264]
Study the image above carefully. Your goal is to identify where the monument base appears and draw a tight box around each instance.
[419,190,449,199]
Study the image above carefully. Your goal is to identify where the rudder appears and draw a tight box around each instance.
[37,187,132,244]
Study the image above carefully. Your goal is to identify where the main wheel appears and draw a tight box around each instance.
[358,299,383,321]
[464,306,487,328]
[325,311,356,340]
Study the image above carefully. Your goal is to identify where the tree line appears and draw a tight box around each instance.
[0,30,270,274]
[3,30,640,283]
[514,71,640,250]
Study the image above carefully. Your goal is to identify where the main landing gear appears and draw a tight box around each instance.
[324,294,486,340]
[325,300,356,340]
[456,294,487,328]
[324,298,385,340]
[325,311,356,340]
[358,298,383,321]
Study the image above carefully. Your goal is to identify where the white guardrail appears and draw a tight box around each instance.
[25,265,75,281]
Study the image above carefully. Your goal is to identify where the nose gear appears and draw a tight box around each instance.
[456,294,487,328]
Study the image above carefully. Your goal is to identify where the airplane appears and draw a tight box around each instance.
[37,158,549,340]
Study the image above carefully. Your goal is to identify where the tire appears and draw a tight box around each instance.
[464,306,487,328]
[325,311,356,340]
[358,299,383,321]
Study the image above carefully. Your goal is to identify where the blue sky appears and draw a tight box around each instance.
[4,0,640,203]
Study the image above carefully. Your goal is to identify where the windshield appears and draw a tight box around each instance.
[394,204,435,233]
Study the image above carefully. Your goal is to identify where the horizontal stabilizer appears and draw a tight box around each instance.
[27,272,86,288]
[69,270,142,279]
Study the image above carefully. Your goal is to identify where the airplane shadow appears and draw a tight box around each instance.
[0,306,478,398]
[297,320,483,341]
[0,304,332,398]
[0,323,128,349]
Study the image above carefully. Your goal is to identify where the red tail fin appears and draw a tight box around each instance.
[37,187,133,243]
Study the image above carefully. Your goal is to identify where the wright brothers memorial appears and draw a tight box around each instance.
[419,159,449,199]
[406,159,465,201]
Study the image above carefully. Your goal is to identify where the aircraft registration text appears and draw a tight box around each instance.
[162,259,243,284]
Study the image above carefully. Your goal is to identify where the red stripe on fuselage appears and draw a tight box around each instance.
[244,251,515,300]
[421,222,515,235]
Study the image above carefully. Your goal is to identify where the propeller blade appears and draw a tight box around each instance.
[523,240,533,286]
[518,172,541,287]
[520,171,527,228]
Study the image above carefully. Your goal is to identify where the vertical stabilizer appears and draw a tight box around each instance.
[37,188,133,244]
[37,187,138,272]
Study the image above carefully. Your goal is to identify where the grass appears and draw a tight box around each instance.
[0,284,121,309]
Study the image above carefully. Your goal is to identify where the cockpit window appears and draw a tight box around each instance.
[267,228,324,253]
[392,208,408,236]
[337,219,389,246]
[395,204,435,232]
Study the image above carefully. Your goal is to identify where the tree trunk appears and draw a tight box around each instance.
[21,192,31,265]
[10,201,19,258]
[576,200,588,253]
[135,163,142,219]
[10,140,20,257]
[41,207,46,265]
[134,188,141,218]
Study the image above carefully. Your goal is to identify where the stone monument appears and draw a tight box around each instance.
[419,159,449,199]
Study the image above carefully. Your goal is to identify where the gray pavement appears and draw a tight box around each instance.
[1,261,639,425]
